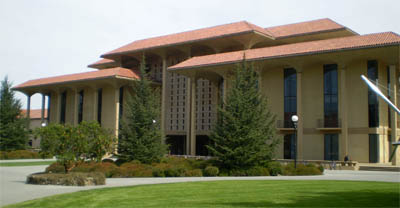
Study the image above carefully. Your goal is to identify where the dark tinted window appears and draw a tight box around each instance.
[324,134,338,160]
[284,68,297,127]
[60,91,67,124]
[324,64,338,127]
[78,90,84,123]
[368,60,379,127]
[284,134,295,159]
[369,134,379,163]
[97,89,102,124]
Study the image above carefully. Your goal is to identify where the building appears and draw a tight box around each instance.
[21,109,48,148]
[14,18,400,164]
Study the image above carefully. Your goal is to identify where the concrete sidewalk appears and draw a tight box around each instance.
[0,158,56,163]
[1,165,399,207]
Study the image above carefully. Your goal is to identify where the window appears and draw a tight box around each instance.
[47,94,51,122]
[324,64,338,127]
[284,134,295,159]
[368,60,379,127]
[369,134,379,163]
[284,68,297,128]
[60,91,67,124]
[97,89,102,124]
[78,90,84,123]
[324,134,338,160]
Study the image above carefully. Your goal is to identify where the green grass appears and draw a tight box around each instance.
[5,180,399,207]
[0,161,54,167]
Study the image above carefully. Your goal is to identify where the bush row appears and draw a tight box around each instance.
[0,150,52,160]
[27,172,105,186]
[46,157,323,177]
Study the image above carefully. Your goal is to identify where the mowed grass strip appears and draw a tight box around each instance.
[5,180,399,208]
[0,161,54,167]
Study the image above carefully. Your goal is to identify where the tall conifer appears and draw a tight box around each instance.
[207,58,279,171]
[118,56,167,163]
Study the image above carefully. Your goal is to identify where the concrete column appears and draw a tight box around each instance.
[190,77,197,156]
[296,70,304,160]
[161,57,167,141]
[56,91,62,123]
[41,93,45,125]
[26,95,31,128]
[73,90,79,125]
[93,88,98,121]
[339,65,349,161]
[389,65,399,165]
[114,87,120,139]
[186,78,191,155]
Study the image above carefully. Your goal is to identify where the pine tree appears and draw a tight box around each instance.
[207,58,279,171]
[0,76,29,150]
[118,56,167,163]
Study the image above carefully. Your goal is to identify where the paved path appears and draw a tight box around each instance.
[1,165,399,207]
[0,158,56,163]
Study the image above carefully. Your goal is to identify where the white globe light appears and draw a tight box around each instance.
[291,115,299,122]
[41,122,47,127]
[152,120,156,123]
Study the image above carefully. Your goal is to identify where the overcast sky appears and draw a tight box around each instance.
[1,0,399,109]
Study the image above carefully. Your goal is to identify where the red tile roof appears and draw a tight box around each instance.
[21,109,47,119]
[14,67,139,89]
[102,21,274,57]
[169,32,400,70]
[265,18,349,38]
[88,58,115,68]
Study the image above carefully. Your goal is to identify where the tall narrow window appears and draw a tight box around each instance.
[97,88,102,124]
[387,67,391,128]
[78,90,84,123]
[369,134,379,163]
[60,91,67,124]
[284,134,295,159]
[284,68,297,128]
[119,87,124,118]
[324,134,339,160]
[368,60,379,127]
[323,64,338,127]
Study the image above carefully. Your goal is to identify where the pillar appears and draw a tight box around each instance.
[161,56,167,141]
[114,87,120,139]
[73,90,79,125]
[296,70,304,160]
[26,94,31,128]
[41,93,45,125]
[389,65,399,165]
[186,78,191,155]
[339,65,349,161]
[190,77,197,156]
[56,91,62,123]
[93,88,98,121]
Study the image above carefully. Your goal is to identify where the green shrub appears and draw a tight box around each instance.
[267,161,282,176]
[115,159,127,166]
[184,169,203,177]
[0,150,51,160]
[246,167,270,176]
[281,163,323,176]
[101,158,115,163]
[152,167,165,177]
[204,166,219,177]
[229,169,247,176]
[164,167,185,177]
[27,172,105,186]
[119,162,153,177]
[46,162,65,173]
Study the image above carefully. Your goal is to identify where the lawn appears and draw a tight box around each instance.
[5,180,399,208]
[0,161,54,167]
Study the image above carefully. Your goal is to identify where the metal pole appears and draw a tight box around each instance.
[294,125,297,169]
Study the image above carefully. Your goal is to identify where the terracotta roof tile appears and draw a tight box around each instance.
[88,58,115,68]
[169,32,400,70]
[21,109,47,119]
[102,21,274,57]
[14,67,139,89]
[265,18,348,38]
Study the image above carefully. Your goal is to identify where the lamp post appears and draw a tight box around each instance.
[291,115,298,169]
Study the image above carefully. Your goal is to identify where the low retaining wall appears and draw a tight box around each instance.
[274,159,359,171]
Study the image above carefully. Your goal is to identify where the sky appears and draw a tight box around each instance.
[1,0,399,109]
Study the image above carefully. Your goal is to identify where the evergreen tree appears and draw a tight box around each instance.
[118,56,167,163]
[0,76,29,150]
[207,59,279,171]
